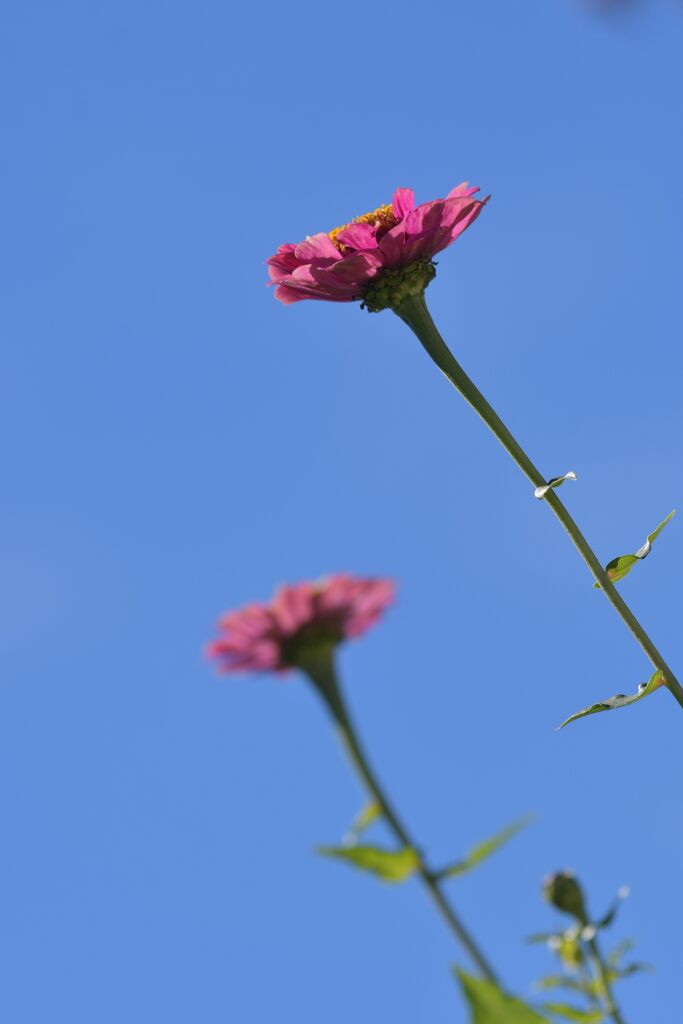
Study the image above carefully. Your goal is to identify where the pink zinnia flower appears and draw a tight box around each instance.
[207,574,395,674]
[266,183,488,307]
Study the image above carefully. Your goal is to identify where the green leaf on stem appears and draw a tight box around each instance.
[557,671,665,729]
[596,885,630,931]
[534,976,588,996]
[594,510,675,588]
[534,471,577,500]
[316,844,419,882]
[606,939,634,967]
[343,800,381,844]
[527,933,560,946]
[541,1003,604,1022]
[437,815,534,880]
[455,970,550,1023]
[614,961,655,979]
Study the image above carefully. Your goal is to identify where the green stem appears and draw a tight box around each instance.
[587,933,626,1024]
[394,291,683,711]
[302,649,500,985]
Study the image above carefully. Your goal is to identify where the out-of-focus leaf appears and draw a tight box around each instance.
[455,970,550,1023]
[616,961,655,978]
[558,671,664,729]
[555,933,584,970]
[534,976,588,996]
[607,939,634,967]
[541,1003,604,1022]
[535,471,577,500]
[527,933,560,946]
[343,800,381,844]
[596,885,630,930]
[437,815,534,880]
[316,844,419,882]
[532,926,584,970]
[594,510,675,588]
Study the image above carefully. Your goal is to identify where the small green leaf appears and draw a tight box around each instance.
[558,670,665,729]
[455,970,551,1023]
[646,510,676,546]
[594,510,675,588]
[555,933,585,970]
[541,1003,604,1022]
[535,471,577,500]
[607,939,635,967]
[437,815,534,880]
[594,554,638,586]
[527,933,560,946]
[316,844,419,882]
[344,800,381,844]
[534,976,588,996]
[596,886,630,931]
[616,961,655,978]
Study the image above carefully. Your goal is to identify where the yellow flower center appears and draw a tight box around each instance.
[328,203,396,252]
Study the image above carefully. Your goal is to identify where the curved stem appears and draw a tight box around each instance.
[302,650,500,985]
[395,291,683,710]
[587,933,626,1024]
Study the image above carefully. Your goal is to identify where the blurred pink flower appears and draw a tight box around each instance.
[207,574,395,674]
[267,183,488,305]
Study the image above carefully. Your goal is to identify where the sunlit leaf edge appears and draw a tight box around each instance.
[594,510,675,588]
[557,671,664,730]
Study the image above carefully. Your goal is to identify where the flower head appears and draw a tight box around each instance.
[266,183,488,311]
[207,574,395,674]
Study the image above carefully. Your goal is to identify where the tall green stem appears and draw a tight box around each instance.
[395,291,683,710]
[302,649,500,985]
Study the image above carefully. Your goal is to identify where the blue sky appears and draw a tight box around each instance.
[2,1,682,1020]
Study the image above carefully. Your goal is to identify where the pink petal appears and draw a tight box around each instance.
[427,196,489,257]
[294,232,341,262]
[274,283,352,304]
[334,222,379,250]
[377,222,408,265]
[272,583,315,634]
[378,200,448,266]
[392,187,415,221]
[316,574,356,612]
[447,182,479,199]
[266,244,304,283]
[310,251,384,296]
[277,263,361,302]
[343,579,396,636]
[321,250,384,282]
[290,264,322,287]
[384,196,488,265]
[404,199,446,238]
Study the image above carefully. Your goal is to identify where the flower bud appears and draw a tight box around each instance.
[543,871,588,923]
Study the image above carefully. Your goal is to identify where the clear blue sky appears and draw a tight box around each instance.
[2,1,682,1020]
